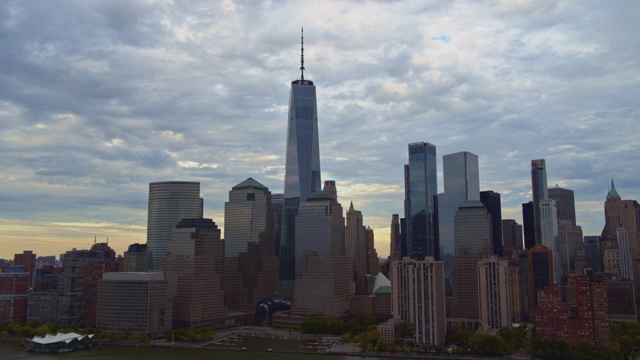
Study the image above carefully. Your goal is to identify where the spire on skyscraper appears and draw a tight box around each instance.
[606,178,621,201]
[300,27,305,81]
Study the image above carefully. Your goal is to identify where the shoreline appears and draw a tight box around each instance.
[1,327,516,360]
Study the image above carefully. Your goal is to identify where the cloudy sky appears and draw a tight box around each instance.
[1,0,638,259]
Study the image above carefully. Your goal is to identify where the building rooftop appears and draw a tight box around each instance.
[30,332,94,345]
[458,200,486,209]
[606,179,621,201]
[102,272,164,281]
[372,272,391,295]
[232,177,268,191]
[307,190,335,201]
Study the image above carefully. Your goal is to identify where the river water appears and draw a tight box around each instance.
[1,337,390,360]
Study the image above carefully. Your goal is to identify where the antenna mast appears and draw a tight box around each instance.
[300,27,305,80]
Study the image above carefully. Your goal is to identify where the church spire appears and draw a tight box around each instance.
[300,27,305,80]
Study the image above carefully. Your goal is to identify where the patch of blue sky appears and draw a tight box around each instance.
[431,35,451,43]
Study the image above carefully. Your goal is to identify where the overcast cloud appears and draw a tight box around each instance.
[1,0,638,258]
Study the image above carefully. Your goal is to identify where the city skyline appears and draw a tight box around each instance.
[1,1,639,258]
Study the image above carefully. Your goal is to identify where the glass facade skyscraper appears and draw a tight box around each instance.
[439,151,479,256]
[531,159,548,245]
[147,181,203,271]
[480,190,503,257]
[279,31,322,300]
[443,151,480,198]
[404,142,439,260]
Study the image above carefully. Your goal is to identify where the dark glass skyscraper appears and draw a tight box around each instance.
[279,30,322,299]
[531,159,548,244]
[548,186,576,226]
[480,190,503,257]
[404,142,439,260]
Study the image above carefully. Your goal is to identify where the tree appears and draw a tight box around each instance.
[468,332,508,356]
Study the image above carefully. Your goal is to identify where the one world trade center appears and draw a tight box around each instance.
[279,29,321,300]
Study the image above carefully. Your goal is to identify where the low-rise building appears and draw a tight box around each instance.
[96,272,171,337]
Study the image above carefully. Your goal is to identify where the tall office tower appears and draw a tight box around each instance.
[527,244,553,319]
[58,243,116,327]
[477,256,511,331]
[548,186,577,225]
[480,190,503,257]
[583,236,603,273]
[272,193,284,256]
[617,226,633,280]
[522,201,536,249]
[601,179,640,296]
[147,181,203,270]
[293,190,350,318]
[443,151,480,197]
[390,214,402,262]
[404,142,439,261]
[509,263,526,323]
[164,218,226,327]
[451,200,492,326]
[365,227,380,277]
[400,218,408,258]
[323,180,337,200]
[518,252,530,320]
[346,202,368,293]
[279,31,322,299]
[566,274,611,349]
[602,241,620,275]
[97,272,171,337]
[556,220,584,276]
[438,151,480,256]
[574,250,586,275]
[13,250,36,288]
[123,243,150,272]
[539,199,561,284]
[0,272,29,324]
[390,258,446,346]
[223,178,279,313]
[454,201,493,256]
[502,219,523,259]
[531,159,548,245]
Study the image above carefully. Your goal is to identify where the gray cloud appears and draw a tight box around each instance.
[0,0,638,257]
